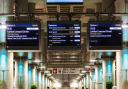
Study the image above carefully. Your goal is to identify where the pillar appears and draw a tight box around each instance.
[14,60,18,89]
[95,66,98,89]
[83,76,86,89]
[38,71,42,89]
[90,72,93,89]
[36,70,38,87]
[79,79,82,89]
[24,61,28,89]
[42,73,45,89]
[28,65,32,89]
[7,52,13,89]
[112,60,116,86]
[98,65,103,89]
[116,51,122,89]
[102,60,106,89]
[17,59,24,89]
[92,71,95,89]
[32,66,36,85]
[45,75,48,89]
[49,80,52,89]
[86,73,89,89]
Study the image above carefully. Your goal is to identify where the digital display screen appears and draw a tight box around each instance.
[47,0,83,4]
[48,21,81,50]
[88,22,122,50]
[6,21,40,50]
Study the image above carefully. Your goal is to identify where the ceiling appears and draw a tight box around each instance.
[37,0,102,68]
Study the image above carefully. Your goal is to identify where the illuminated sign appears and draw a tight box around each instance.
[47,21,81,50]
[6,21,40,50]
[47,0,83,4]
[88,22,122,50]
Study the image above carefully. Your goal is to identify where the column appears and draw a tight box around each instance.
[38,71,42,89]
[42,73,45,89]
[7,52,13,89]
[28,65,32,89]
[92,71,95,89]
[17,59,24,89]
[116,51,121,89]
[112,60,116,86]
[95,66,98,89]
[86,73,89,89]
[45,75,48,89]
[36,70,38,87]
[14,60,18,89]
[98,65,103,89]
[102,60,106,89]
[79,79,82,89]
[24,60,28,89]
[32,66,36,85]
[83,76,86,89]
[0,48,8,85]
[90,72,93,89]
[49,80,52,89]
[121,49,128,89]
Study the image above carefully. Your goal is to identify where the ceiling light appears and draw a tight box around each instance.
[44,70,50,74]
[47,73,52,76]
[122,24,128,28]
[90,59,97,63]
[33,59,41,63]
[70,81,78,88]
[53,82,62,88]
[0,24,7,29]
[81,70,86,74]
[56,56,60,58]
[79,73,84,76]
[70,56,76,58]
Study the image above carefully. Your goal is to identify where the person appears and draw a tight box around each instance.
[122,80,128,89]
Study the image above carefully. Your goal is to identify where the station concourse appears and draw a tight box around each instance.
[0,0,128,89]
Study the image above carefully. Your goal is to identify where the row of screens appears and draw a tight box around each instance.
[47,0,83,4]
[5,21,122,51]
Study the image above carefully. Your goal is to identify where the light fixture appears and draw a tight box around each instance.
[70,56,76,58]
[79,73,84,76]
[33,59,41,63]
[53,82,62,88]
[90,59,97,63]
[56,56,60,58]
[76,76,81,80]
[81,70,86,74]
[38,63,45,69]
[84,65,90,68]
[44,70,50,74]
[122,24,128,28]
[70,81,78,88]
[0,24,7,29]
[47,73,52,77]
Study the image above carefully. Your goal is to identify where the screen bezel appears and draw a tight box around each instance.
[87,21,123,50]
[6,21,41,51]
[47,21,81,50]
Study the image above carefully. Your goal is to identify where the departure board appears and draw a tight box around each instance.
[47,21,81,50]
[47,0,83,4]
[88,22,122,50]
[6,21,40,50]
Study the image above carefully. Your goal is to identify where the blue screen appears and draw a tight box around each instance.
[6,21,40,50]
[48,21,81,50]
[47,0,83,4]
[88,22,122,50]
